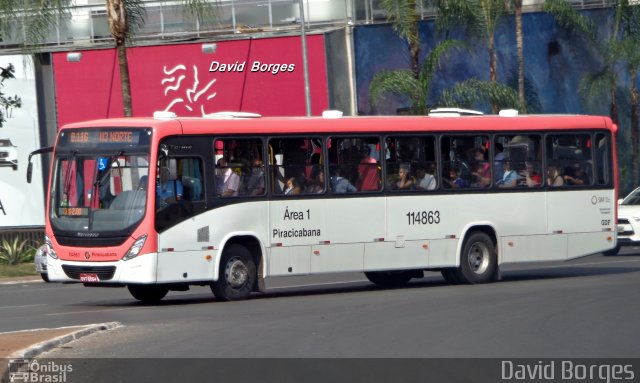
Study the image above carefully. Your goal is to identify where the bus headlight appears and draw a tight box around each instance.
[44,235,58,260]
[122,235,147,261]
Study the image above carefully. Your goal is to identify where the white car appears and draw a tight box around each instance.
[34,244,49,282]
[0,138,18,170]
[611,187,640,255]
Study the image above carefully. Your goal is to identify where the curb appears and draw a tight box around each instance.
[8,322,122,359]
[0,279,41,285]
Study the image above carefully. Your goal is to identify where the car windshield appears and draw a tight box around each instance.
[0,139,12,147]
[622,189,640,206]
[49,152,150,232]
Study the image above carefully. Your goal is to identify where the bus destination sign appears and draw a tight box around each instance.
[59,128,150,148]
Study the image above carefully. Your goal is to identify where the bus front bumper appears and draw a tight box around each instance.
[47,253,158,284]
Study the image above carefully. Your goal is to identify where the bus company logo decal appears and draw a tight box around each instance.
[84,251,91,260]
[6,358,73,382]
[500,360,636,382]
[591,195,611,205]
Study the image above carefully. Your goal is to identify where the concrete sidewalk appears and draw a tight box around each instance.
[0,276,120,378]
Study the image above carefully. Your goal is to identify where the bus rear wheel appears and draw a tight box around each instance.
[128,284,169,303]
[453,231,497,284]
[211,244,256,301]
[364,271,412,287]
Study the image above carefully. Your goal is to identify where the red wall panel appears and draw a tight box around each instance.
[53,35,329,128]
[53,49,125,127]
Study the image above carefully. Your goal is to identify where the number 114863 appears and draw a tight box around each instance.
[406,210,440,225]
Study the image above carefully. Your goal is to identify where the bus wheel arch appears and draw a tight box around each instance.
[445,225,500,284]
[212,236,263,301]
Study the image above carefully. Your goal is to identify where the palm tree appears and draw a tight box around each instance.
[370,39,464,114]
[505,0,525,106]
[435,0,508,112]
[381,0,421,79]
[0,0,217,117]
[439,78,525,111]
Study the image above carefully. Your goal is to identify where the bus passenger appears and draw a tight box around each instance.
[357,146,380,191]
[471,148,491,188]
[331,167,357,193]
[396,164,414,190]
[522,162,541,187]
[564,163,590,186]
[157,167,183,204]
[547,165,564,187]
[415,165,436,190]
[496,162,519,188]
[283,177,302,195]
[216,158,240,197]
[245,159,265,196]
[444,167,467,189]
[306,170,325,194]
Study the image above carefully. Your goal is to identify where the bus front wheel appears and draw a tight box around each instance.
[454,231,497,284]
[211,244,256,301]
[128,284,169,303]
[603,244,621,256]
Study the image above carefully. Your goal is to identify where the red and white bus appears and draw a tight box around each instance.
[29,110,618,302]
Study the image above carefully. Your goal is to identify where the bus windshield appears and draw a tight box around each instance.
[49,152,150,233]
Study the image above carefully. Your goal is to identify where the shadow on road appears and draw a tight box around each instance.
[65,259,640,307]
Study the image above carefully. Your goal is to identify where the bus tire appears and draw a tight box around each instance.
[603,244,621,256]
[454,231,497,284]
[128,284,168,303]
[211,244,256,301]
[441,269,461,284]
[364,271,412,287]
[40,273,50,283]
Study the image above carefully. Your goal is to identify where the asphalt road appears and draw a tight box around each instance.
[2,251,639,358]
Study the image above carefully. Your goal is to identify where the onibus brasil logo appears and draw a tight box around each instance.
[5,359,73,383]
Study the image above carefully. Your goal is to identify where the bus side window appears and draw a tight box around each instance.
[179,158,204,201]
[595,133,610,185]
[269,137,325,195]
[385,136,437,191]
[327,136,381,193]
[546,134,592,188]
[214,138,264,197]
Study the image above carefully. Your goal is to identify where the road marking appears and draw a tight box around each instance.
[269,279,367,290]
[0,279,41,285]
[0,304,48,310]
[46,306,153,316]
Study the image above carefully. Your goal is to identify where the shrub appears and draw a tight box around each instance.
[0,237,35,265]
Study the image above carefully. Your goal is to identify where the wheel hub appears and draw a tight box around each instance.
[225,257,248,288]
[467,243,489,275]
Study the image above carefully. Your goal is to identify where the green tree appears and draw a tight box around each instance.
[380,0,421,79]
[436,0,508,113]
[439,78,525,111]
[370,39,464,115]
[0,64,22,128]
[0,0,216,117]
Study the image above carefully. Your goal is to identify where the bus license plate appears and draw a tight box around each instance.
[80,273,100,283]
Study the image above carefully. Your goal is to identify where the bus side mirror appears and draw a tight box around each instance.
[26,161,33,183]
